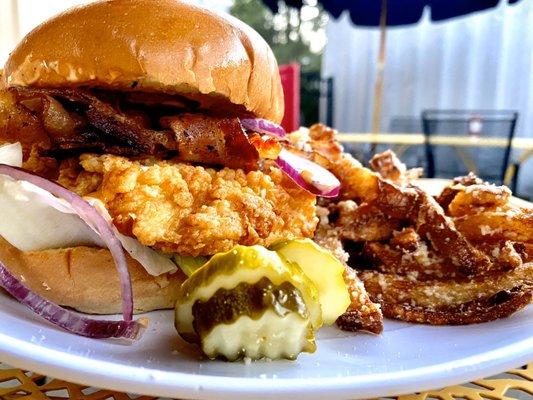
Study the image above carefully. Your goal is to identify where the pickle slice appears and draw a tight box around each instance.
[173,254,208,277]
[175,245,322,349]
[271,238,351,325]
[193,277,316,360]
[201,310,316,360]
[192,278,309,336]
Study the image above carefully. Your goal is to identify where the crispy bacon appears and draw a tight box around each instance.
[11,87,176,156]
[162,115,259,170]
[8,87,260,169]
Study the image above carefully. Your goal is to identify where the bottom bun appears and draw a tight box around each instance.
[0,237,186,314]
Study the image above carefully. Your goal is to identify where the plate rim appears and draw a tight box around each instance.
[1,314,532,400]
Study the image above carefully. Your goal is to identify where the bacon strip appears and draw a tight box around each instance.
[162,115,259,170]
[11,87,174,156]
[9,87,260,169]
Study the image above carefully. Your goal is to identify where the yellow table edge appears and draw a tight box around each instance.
[0,362,531,399]
[336,133,533,149]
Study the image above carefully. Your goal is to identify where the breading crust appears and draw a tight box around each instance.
[60,154,318,257]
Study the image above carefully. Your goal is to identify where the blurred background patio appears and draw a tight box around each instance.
[1,0,531,198]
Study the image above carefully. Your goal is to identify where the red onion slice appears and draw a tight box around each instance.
[0,260,145,339]
[276,149,340,198]
[0,164,134,322]
[240,118,286,138]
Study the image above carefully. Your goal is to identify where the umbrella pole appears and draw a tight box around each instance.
[370,0,388,156]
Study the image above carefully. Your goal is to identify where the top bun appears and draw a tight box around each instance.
[3,0,284,122]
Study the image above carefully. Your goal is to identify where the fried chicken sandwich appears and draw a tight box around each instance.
[0,0,369,351]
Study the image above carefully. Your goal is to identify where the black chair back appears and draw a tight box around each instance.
[421,110,518,185]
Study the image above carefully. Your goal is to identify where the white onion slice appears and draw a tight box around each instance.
[0,176,105,251]
[276,148,340,198]
[86,198,178,276]
[0,143,23,167]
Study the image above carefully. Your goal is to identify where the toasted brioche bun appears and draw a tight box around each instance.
[3,0,284,122]
[0,237,186,314]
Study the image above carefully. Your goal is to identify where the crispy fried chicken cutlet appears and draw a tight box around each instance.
[59,154,317,256]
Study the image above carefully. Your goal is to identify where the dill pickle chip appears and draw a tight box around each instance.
[271,238,351,325]
[174,245,322,360]
[193,277,316,360]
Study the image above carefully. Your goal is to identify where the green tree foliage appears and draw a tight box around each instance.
[231,0,328,125]
[230,0,327,72]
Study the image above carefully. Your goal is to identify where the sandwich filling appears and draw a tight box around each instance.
[0,87,320,262]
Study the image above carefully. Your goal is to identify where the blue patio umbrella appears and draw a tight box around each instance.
[262,0,523,141]
[263,1,522,26]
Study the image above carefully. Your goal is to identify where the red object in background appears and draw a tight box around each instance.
[279,63,300,132]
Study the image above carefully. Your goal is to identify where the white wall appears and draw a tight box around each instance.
[322,1,533,195]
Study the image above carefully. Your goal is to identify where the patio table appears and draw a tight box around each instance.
[337,133,533,186]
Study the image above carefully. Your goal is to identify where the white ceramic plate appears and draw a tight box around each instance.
[0,292,531,400]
